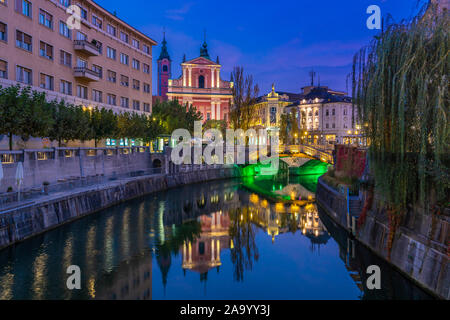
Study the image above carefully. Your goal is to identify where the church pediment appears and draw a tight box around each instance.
[183,56,219,66]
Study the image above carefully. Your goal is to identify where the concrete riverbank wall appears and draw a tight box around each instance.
[0,166,239,250]
[316,177,449,300]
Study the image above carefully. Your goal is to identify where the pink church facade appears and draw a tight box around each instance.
[166,42,233,123]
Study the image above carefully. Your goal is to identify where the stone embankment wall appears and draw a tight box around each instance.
[316,177,449,300]
[0,147,158,193]
[0,167,239,250]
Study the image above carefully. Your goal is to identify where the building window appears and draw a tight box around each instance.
[59,0,71,7]
[343,108,348,116]
[133,79,140,90]
[198,75,205,88]
[92,64,102,78]
[132,59,140,70]
[92,15,102,29]
[77,85,88,99]
[107,47,116,60]
[60,80,72,95]
[0,22,6,42]
[120,53,129,65]
[59,21,71,39]
[132,100,140,111]
[143,83,150,93]
[143,63,150,74]
[107,94,116,106]
[16,30,32,52]
[39,41,53,60]
[120,97,129,108]
[39,9,53,29]
[76,31,87,41]
[40,73,54,90]
[0,60,7,79]
[77,5,87,20]
[162,65,168,72]
[107,24,116,37]
[120,32,128,43]
[92,89,102,103]
[326,123,329,129]
[16,65,32,84]
[107,70,116,83]
[17,0,32,18]
[143,103,150,112]
[60,50,72,67]
[332,109,335,116]
[206,113,210,121]
[77,58,87,68]
[132,38,140,49]
[142,44,150,54]
[120,75,129,87]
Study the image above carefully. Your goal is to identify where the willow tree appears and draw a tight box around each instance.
[352,4,449,222]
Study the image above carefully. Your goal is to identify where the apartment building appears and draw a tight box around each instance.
[0,0,156,114]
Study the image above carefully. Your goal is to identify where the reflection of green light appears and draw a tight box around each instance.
[291,160,330,176]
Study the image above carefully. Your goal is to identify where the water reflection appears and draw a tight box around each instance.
[0,178,433,300]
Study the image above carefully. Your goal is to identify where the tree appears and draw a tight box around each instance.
[152,99,202,134]
[48,101,79,147]
[89,107,117,147]
[203,119,227,137]
[229,66,259,131]
[0,85,24,150]
[352,4,449,214]
[0,85,53,150]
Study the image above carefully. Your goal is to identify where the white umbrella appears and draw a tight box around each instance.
[16,162,24,202]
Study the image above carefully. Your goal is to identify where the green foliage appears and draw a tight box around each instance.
[152,99,202,134]
[203,119,227,137]
[352,6,449,210]
[0,85,54,150]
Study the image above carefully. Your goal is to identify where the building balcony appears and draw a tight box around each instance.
[74,67,100,82]
[73,40,101,56]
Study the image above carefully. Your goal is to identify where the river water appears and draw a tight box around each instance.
[0,176,433,300]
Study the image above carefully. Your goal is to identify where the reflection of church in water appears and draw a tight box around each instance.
[181,211,231,280]
[154,182,331,287]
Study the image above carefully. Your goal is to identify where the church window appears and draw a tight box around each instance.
[163,65,168,72]
[198,75,205,88]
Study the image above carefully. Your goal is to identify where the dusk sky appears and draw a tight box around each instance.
[95,0,427,96]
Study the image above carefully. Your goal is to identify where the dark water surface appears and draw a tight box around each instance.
[0,177,433,300]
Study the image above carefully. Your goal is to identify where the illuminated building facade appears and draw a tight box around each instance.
[285,86,364,146]
[250,84,302,136]
[166,40,233,122]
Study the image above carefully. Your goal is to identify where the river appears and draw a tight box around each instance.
[0,175,433,300]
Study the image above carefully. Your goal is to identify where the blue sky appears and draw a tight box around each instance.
[95,0,427,95]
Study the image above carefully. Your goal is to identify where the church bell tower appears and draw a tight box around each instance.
[157,33,171,100]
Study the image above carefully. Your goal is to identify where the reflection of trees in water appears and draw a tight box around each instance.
[228,207,259,282]
[154,220,202,259]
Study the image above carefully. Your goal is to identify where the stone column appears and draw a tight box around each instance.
[188,68,192,87]
[211,103,215,120]
[183,67,186,87]
[211,68,215,88]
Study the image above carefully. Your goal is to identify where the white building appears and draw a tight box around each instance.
[285,86,365,146]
